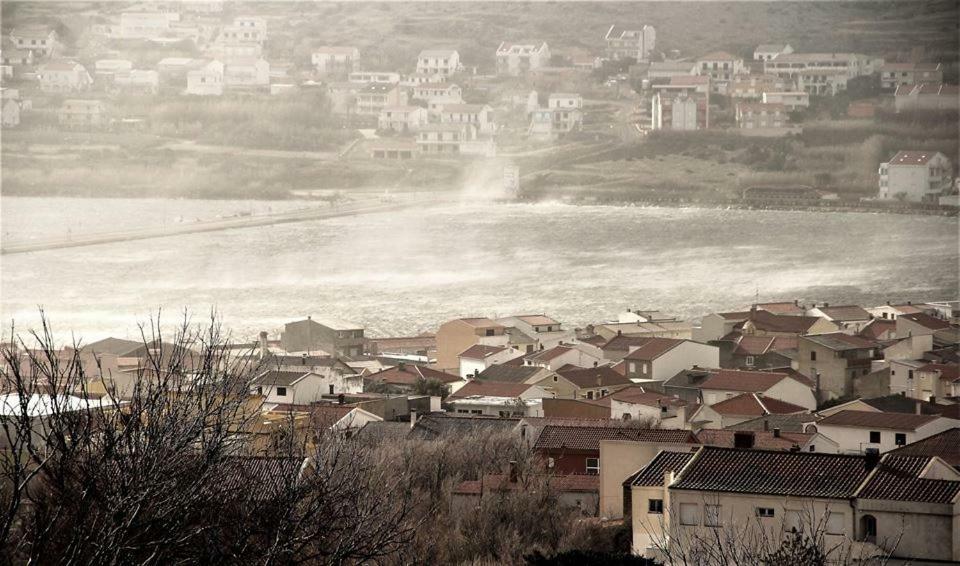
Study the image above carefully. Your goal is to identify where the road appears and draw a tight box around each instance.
[1,195,448,256]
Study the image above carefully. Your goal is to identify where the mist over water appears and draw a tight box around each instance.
[2,196,957,342]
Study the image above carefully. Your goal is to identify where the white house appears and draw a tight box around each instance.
[495,314,575,351]
[458,344,525,378]
[696,51,745,94]
[438,103,495,134]
[377,105,429,133]
[9,26,59,57]
[252,369,363,405]
[523,344,603,371]
[186,60,224,95]
[622,338,720,382]
[416,49,460,77]
[224,58,270,87]
[312,46,360,75]
[753,43,793,61]
[761,91,810,111]
[813,410,960,454]
[37,61,92,93]
[495,41,551,76]
[691,369,817,410]
[446,380,552,417]
[878,150,953,203]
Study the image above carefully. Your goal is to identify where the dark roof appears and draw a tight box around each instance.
[357,421,411,442]
[817,305,872,322]
[622,338,685,361]
[861,394,945,416]
[409,414,519,441]
[818,410,940,431]
[367,364,461,385]
[899,312,953,331]
[80,337,144,356]
[695,429,815,451]
[918,363,960,383]
[729,310,825,334]
[627,450,696,487]
[889,428,960,468]
[533,425,697,451]
[671,447,870,498]
[448,380,535,399]
[725,413,817,433]
[557,366,632,388]
[253,370,310,387]
[708,393,808,417]
[860,319,896,340]
[478,364,545,383]
[857,455,960,503]
[700,369,796,392]
[600,335,655,352]
[459,344,507,359]
[609,386,686,408]
[218,456,307,498]
[803,333,877,351]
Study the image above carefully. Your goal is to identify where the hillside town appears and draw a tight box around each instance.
[1,2,958,209]
[4,298,959,562]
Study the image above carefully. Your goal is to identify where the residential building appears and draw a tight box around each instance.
[694,308,838,342]
[377,105,429,132]
[878,150,953,203]
[416,49,460,77]
[119,11,176,39]
[224,58,269,87]
[37,61,92,93]
[646,61,698,82]
[458,344,524,378]
[279,317,365,359]
[356,83,407,116]
[416,123,494,157]
[622,338,719,382]
[411,83,463,111]
[220,15,266,44]
[364,362,464,394]
[446,380,551,417]
[528,93,583,140]
[753,43,793,61]
[369,139,418,160]
[1,39,34,69]
[435,318,510,373]
[311,47,360,76]
[495,41,550,76]
[735,102,788,130]
[479,364,556,385]
[452,471,600,515]
[764,52,876,95]
[629,447,960,562]
[10,26,59,57]
[798,333,880,400]
[608,386,689,425]
[534,366,633,400]
[536,424,696,475]
[651,75,710,130]
[604,24,656,62]
[252,369,363,405]
[889,427,960,469]
[805,304,874,333]
[896,311,954,338]
[208,39,262,62]
[894,83,960,113]
[687,393,809,430]
[349,70,401,84]
[729,74,792,99]
[496,313,574,351]
[523,344,603,372]
[438,103,495,135]
[911,363,959,401]
[815,410,960,454]
[185,59,224,95]
[113,69,160,94]
[591,319,693,341]
[880,62,942,90]
[663,368,816,410]
[712,333,796,370]
[696,51,745,94]
[58,99,106,128]
[761,91,810,111]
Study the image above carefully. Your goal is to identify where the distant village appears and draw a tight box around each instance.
[5,298,960,562]
[1,2,958,208]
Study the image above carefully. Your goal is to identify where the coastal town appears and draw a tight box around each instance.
[1,1,958,210]
[3,299,959,563]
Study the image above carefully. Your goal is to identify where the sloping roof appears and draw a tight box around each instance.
[817,305,872,321]
[860,319,896,340]
[919,363,960,382]
[724,413,817,433]
[478,364,544,383]
[456,317,503,329]
[526,345,573,363]
[533,425,697,451]
[734,310,825,334]
[671,447,870,498]
[803,332,877,351]
[889,428,960,467]
[900,312,953,330]
[627,450,696,487]
[668,75,710,86]
[699,51,739,61]
[708,393,808,417]
[699,369,793,392]
[409,414,519,440]
[861,394,945,415]
[695,429,815,451]
[217,456,307,496]
[81,337,144,356]
[367,363,460,385]
[817,410,939,431]
[511,314,559,326]
[557,366,632,388]
[253,370,310,387]
[601,334,655,352]
[459,344,507,360]
[857,455,960,503]
[309,405,355,429]
[622,338,685,361]
[419,49,458,57]
[448,380,534,399]
[610,386,686,408]
[887,151,942,166]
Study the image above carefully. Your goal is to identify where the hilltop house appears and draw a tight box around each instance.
[186,60,224,96]
[880,62,942,90]
[878,150,953,203]
[604,24,656,62]
[416,49,460,77]
[311,47,360,76]
[696,51,745,94]
[10,26,59,57]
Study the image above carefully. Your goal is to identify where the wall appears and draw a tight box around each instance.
[600,440,694,519]
[855,499,959,562]
[652,342,720,382]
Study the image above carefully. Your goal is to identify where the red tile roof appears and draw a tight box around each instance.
[610,386,686,408]
[671,447,870,498]
[367,364,461,385]
[918,363,960,382]
[627,450,696,487]
[448,380,536,399]
[889,428,960,467]
[525,345,573,362]
[817,305,872,321]
[533,425,698,451]
[695,429,815,450]
[557,366,632,388]
[622,338,685,361]
[803,332,878,351]
[458,344,507,360]
[857,455,960,503]
[708,393,808,417]
[859,319,896,340]
[817,410,939,431]
[699,369,797,392]
[899,312,953,331]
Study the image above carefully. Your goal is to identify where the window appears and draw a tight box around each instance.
[648,499,664,514]
[553,375,558,382]
[585,458,599,474]
[679,503,699,526]
[810,351,817,361]
[784,510,803,533]
[628,362,637,374]
[485,329,495,336]
[859,515,877,543]
[895,433,906,446]
[586,391,594,400]
[745,356,755,366]
[276,387,287,397]
[869,431,881,443]
[329,384,335,395]
[623,413,632,421]
[826,511,845,535]
[705,504,722,527]
[756,507,775,518]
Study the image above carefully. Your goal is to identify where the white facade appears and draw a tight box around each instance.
[496,42,551,76]
[416,49,460,77]
[624,341,720,382]
[813,416,960,454]
[312,47,360,75]
[186,60,224,95]
[762,91,809,110]
[458,347,525,378]
[878,151,953,203]
[256,371,364,405]
[119,12,177,39]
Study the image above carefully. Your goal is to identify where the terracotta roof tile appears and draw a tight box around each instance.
[695,429,815,450]
[533,425,697,451]
[900,312,953,331]
[817,410,939,431]
[858,455,960,503]
[627,450,696,487]
[459,344,507,359]
[709,393,808,417]
[449,380,536,399]
[889,428,960,467]
[367,364,461,385]
[557,366,632,388]
[622,338,685,361]
[699,369,795,392]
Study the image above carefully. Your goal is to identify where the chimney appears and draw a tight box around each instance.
[409,409,418,429]
[307,315,311,320]
[794,299,799,306]
[617,329,622,336]
[773,427,781,438]
[593,361,598,367]
[824,302,829,308]
[398,361,406,371]
[733,431,755,449]
[301,353,307,365]
[915,400,921,415]
[763,419,770,432]
[259,331,269,359]
[864,450,881,472]
[508,460,518,483]
[337,393,345,405]
[907,300,912,305]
